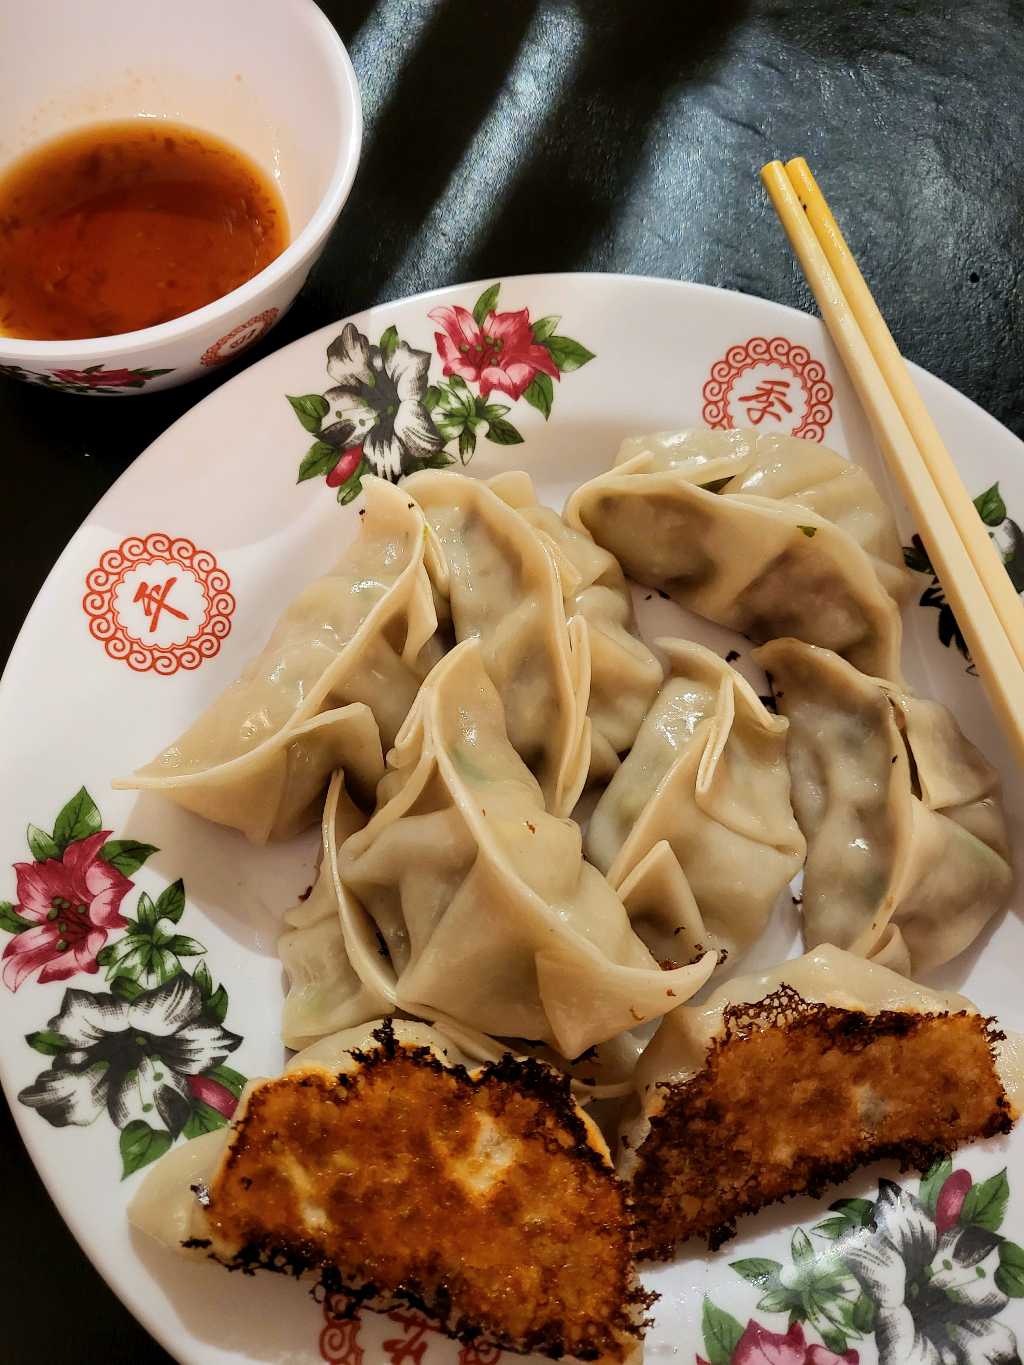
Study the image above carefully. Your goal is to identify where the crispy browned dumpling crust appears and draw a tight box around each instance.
[629,987,1015,1258]
[194,1024,648,1361]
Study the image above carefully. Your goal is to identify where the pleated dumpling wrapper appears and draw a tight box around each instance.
[487,469,664,782]
[565,428,916,682]
[755,637,1012,975]
[336,638,716,1059]
[405,468,590,817]
[621,945,1022,1257]
[586,639,805,969]
[129,1019,649,1365]
[116,478,447,843]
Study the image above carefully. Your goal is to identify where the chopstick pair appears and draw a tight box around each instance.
[761,157,1024,767]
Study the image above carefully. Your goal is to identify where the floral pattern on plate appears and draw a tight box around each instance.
[286,281,595,504]
[699,1160,1023,1365]
[903,482,1024,671]
[0,362,175,393]
[1,786,246,1177]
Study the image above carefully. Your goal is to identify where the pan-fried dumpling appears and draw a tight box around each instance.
[116,478,445,842]
[565,428,915,680]
[586,639,805,966]
[754,638,1012,975]
[622,945,1022,1255]
[405,468,590,815]
[336,638,716,1059]
[129,1018,647,1364]
[487,470,663,781]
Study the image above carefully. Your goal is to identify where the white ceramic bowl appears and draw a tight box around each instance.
[0,0,361,395]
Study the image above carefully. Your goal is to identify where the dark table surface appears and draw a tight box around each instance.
[3,1,1023,1358]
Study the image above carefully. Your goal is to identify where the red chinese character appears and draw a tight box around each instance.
[318,1305,364,1365]
[133,577,188,633]
[736,378,793,425]
[382,1312,432,1365]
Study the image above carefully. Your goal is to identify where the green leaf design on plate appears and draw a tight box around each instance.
[25,1030,72,1056]
[287,393,329,434]
[472,282,501,326]
[99,840,158,877]
[827,1196,876,1228]
[961,1168,1009,1232]
[543,334,595,372]
[851,1292,876,1333]
[183,1100,230,1140]
[379,325,399,361]
[523,371,554,420]
[52,788,101,852]
[974,482,1007,527]
[194,960,214,999]
[206,985,229,1024]
[530,314,560,342]
[135,892,158,931]
[997,1241,1024,1297]
[203,1063,247,1099]
[26,824,60,863]
[0,901,31,934]
[423,384,442,411]
[792,1227,815,1265]
[298,440,342,483]
[484,417,524,446]
[165,934,205,958]
[458,428,477,462]
[729,1257,782,1287]
[111,976,144,1002]
[919,1156,953,1215]
[120,1120,173,1179]
[154,879,186,925]
[701,1299,744,1365]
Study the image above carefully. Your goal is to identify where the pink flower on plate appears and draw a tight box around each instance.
[187,1072,239,1119]
[934,1169,972,1235]
[51,367,139,388]
[2,831,132,990]
[429,304,559,401]
[698,1321,858,1365]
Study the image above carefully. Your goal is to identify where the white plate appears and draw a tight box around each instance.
[2,274,1023,1365]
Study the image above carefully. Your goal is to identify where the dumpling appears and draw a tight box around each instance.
[754,638,1012,975]
[565,428,915,680]
[129,1018,647,1364]
[585,639,805,967]
[278,771,393,1050]
[404,468,589,816]
[622,945,1022,1256]
[336,638,716,1059]
[116,478,445,842]
[487,470,663,781]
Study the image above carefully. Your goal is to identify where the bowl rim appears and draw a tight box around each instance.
[0,0,362,362]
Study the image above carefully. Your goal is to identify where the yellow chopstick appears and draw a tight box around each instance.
[760,158,1024,766]
[785,156,1024,673]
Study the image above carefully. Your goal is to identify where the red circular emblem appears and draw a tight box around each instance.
[82,533,235,674]
[701,336,834,442]
[200,308,280,366]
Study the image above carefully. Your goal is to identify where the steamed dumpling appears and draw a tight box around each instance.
[405,468,590,816]
[336,638,716,1059]
[116,478,447,842]
[755,638,1012,975]
[487,470,663,781]
[586,639,805,967]
[565,428,915,681]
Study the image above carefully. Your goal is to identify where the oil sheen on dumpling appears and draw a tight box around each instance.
[405,469,590,816]
[565,428,915,681]
[755,638,1012,975]
[487,470,663,782]
[586,639,805,968]
[116,478,447,843]
[335,638,716,1059]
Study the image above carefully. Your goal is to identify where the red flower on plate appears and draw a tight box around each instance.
[934,1168,973,1235]
[2,831,132,990]
[430,304,559,401]
[186,1073,239,1119]
[51,367,140,388]
[698,1322,859,1365]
